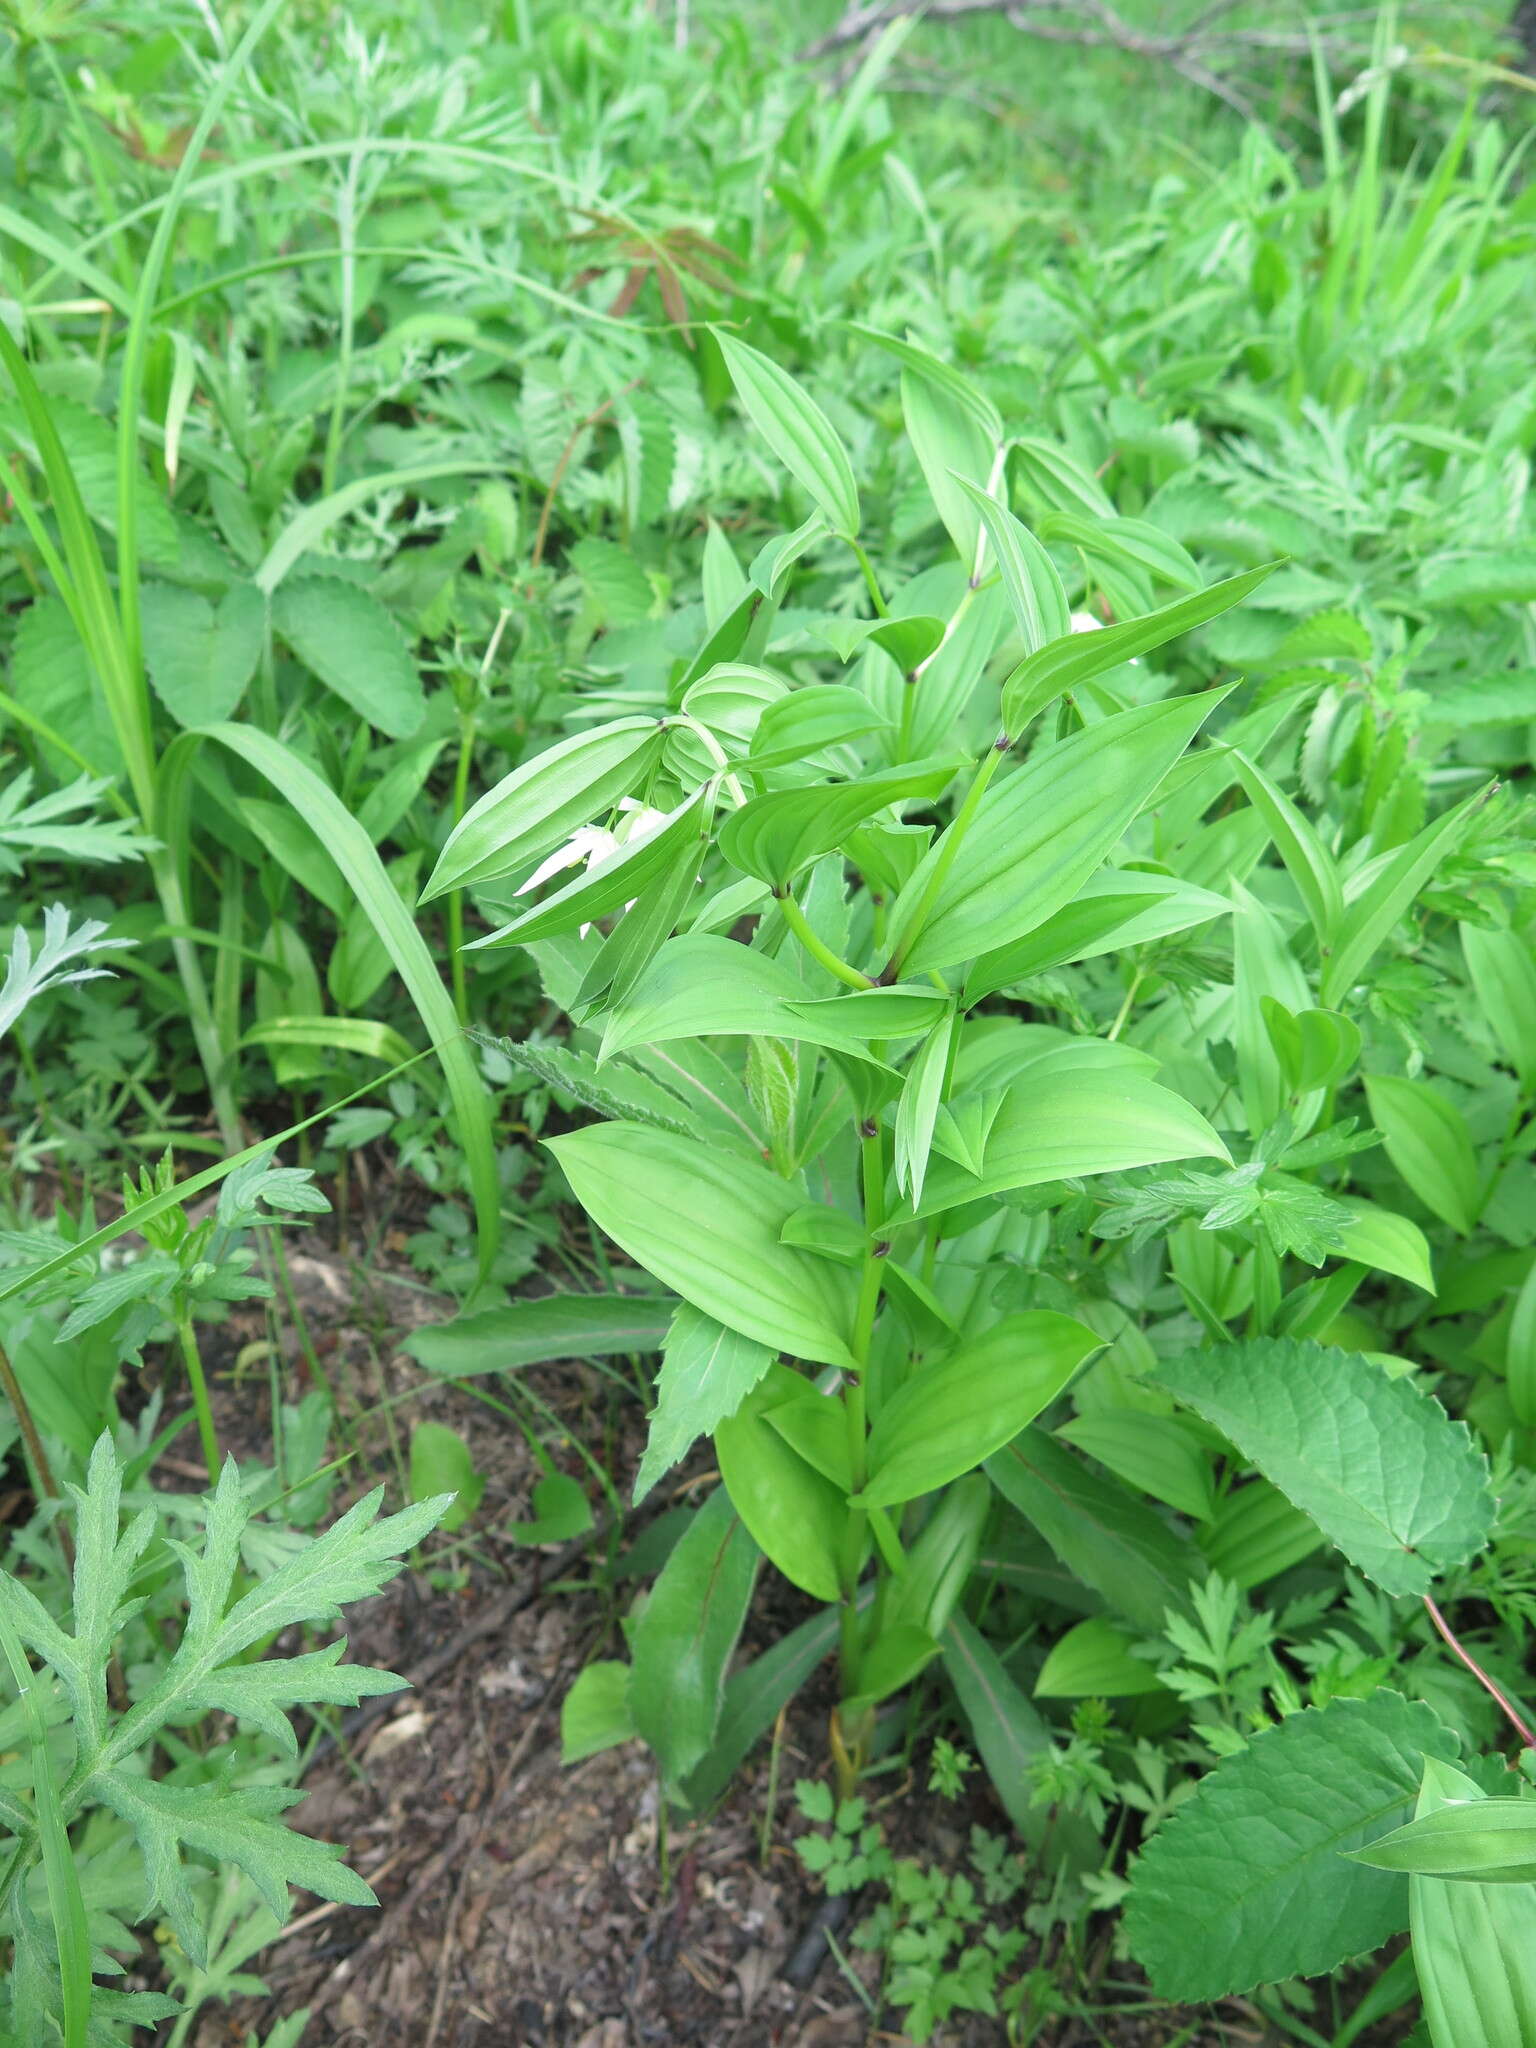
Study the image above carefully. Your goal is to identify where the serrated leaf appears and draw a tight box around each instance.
[141,579,264,726]
[96,1771,376,1969]
[1155,1338,1493,1596]
[1124,1693,1462,1999]
[634,1303,774,1503]
[272,576,423,739]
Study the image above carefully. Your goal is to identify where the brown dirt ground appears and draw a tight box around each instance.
[137,1238,1385,2048]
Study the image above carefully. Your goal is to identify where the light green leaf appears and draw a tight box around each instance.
[1229,747,1342,940]
[1364,1073,1480,1237]
[953,477,1070,653]
[718,759,957,889]
[599,934,885,1064]
[424,718,664,900]
[634,1304,774,1503]
[1320,790,1485,1007]
[891,690,1229,975]
[1406,1761,1536,2048]
[716,331,860,537]
[1124,1693,1462,1999]
[893,1006,956,1208]
[965,870,1232,1000]
[999,566,1274,736]
[862,1312,1101,1507]
[1035,1616,1168,1697]
[141,580,264,727]
[271,576,422,739]
[561,1661,637,1764]
[715,1364,848,1600]
[1461,922,1536,1094]
[1057,1411,1215,1522]
[1155,1337,1493,1596]
[1353,1788,1536,1883]
[409,1421,484,1533]
[407,1291,672,1378]
[546,1122,859,1368]
[907,1069,1228,1220]
[1335,1198,1436,1294]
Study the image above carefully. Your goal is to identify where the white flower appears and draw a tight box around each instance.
[516,801,673,936]
[1069,610,1103,633]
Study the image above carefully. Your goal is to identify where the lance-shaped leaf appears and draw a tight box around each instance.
[599,934,886,1064]
[718,758,958,890]
[1364,1073,1480,1238]
[953,477,1070,652]
[1155,1337,1493,1597]
[1228,746,1343,941]
[999,564,1274,735]
[890,690,1229,976]
[423,718,663,900]
[1320,787,1486,1007]
[1124,1692,1462,2000]
[634,1304,775,1503]
[407,1291,675,1379]
[547,1122,860,1368]
[1404,1761,1536,2048]
[470,787,712,948]
[628,1485,759,1788]
[965,870,1232,1000]
[905,1068,1228,1221]
[716,331,860,537]
[1352,1788,1536,1883]
[862,1312,1102,1507]
[715,1364,848,1599]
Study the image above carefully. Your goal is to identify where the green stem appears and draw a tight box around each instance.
[448,705,477,1026]
[850,539,890,618]
[883,739,1007,980]
[837,1127,887,1701]
[176,1310,221,1485]
[779,891,874,991]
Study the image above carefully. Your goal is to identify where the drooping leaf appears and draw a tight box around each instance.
[1155,1338,1493,1596]
[1124,1693,1462,2000]
[714,1364,848,1599]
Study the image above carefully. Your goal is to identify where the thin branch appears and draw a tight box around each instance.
[1423,1592,1536,1754]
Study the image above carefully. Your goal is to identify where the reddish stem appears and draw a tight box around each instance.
[1423,1593,1536,1751]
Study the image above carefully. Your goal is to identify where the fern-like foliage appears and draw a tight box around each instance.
[0,1437,449,1990]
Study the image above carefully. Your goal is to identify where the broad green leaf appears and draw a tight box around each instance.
[629,1486,759,1787]
[680,1606,841,1813]
[1057,1411,1215,1522]
[718,759,957,889]
[1405,1761,1536,2048]
[901,368,995,563]
[1156,1338,1493,1596]
[1035,1617,1168,1698]
[1010,434,1116,519]
[786,985,951,1039]
[1199,1478,1324,1588]
[715,1364,847,1600]
[1229,747,1343,940]
[1036,510,1202,591]
[1124,1693,1462,1999]
[506,1473,593,1546]
[891,690,1229,975]
[999,566,1274,736]
[746,685,889,769]
[953,477,1070,653]
[271,576,422,739]
[907,1069,1228,1220]
[600,934,885,1064]
[1461,922,1536,1093]
[809,612,946,670]
[141,580,263,726]
[848,323,1004,439]
[883,1475,990,1641]
[546,1122,859,1368]
[965,870,1232,999]
[1509,1260,1536,1428]
[634,1304,774,1503]
[1353,1789,1536,1882]
[680,662,788,746]
[408,1421,484,1533]
[407,1292,673,1378]
[561,1661,636,1764]
[941,1615,1055,1850]
[863,1312,1101,1507]
[987,1429,1201,1633]
[494,1039,699,1138]
[1336,1199,1436,1294]
[716,331,860,536]
[1320,790,1484,1007]
[1261,1001,1361,1095]
[423,718,663,900]
[1364,1073,1480,1237]
[472,787,711,948]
